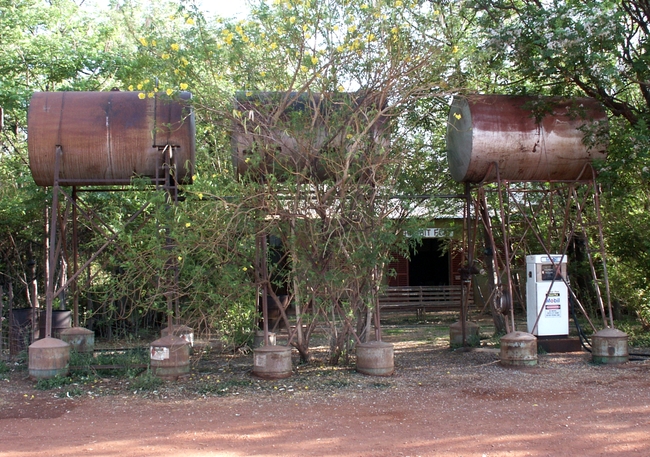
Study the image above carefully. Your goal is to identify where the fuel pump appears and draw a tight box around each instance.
[526,255,569,336]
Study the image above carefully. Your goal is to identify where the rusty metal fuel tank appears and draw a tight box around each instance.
[446,95,608,182]
[28,91,195,187]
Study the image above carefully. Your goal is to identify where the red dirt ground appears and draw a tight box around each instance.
[2,330,650,457]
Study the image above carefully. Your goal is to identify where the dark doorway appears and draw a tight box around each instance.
[409,238,449,286]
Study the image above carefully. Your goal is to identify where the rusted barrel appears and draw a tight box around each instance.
[232,91,389,181]
[60,327,95,354]
[28,337,70,379]
[9,308,35,355]
[161,324,194,347]
[449,321,480,347]
[28,91,195,186]
[591,328,628,364]
[356,341,394,376]
[253,330,277,348]
[500,331,538,367]
[446,95,608,182]
[150,334,191,380]
[38,309,71,339]
[252,345,292,379]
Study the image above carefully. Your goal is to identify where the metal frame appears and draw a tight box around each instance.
[40,144,180,340]
[462,162,613,336]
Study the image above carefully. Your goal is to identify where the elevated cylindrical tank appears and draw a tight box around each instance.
[231,91,389,181]
[28,91,195,187]
[446,95,608,183]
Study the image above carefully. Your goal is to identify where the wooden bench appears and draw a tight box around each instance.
[378,285,472,316]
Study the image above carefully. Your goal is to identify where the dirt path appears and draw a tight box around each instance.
[2,330,650,456]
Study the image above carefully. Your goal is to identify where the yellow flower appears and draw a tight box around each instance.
[180,83,188,90]
[311,56,318,65]
[171,43,180,51]
[138,37,148,46]
[434,9,440,15]
[147,92,154,98]
[300,65,308,73]
[453,113,462,119]
[259,71,266,76]
[336,45,344,52]
[348,24,357,33]
[151,40,157,47]
[128,85,134,91]
[333,25,339,31]
[361,3,368,9]
[198,193,203,200]
[452,45,459,53]
[289,16,296,24]
[337,85,345,92]
[395,0,403,6]
[185,223,191,228]
[181,57,189,66]
[304,32,312,39]
[138,93,146,99]
[242,267,248,271]
[367,33,375,42]
[242,35,249,42]
[246,91,253,96]
[302,24,308,32]
[162,53,170,60]
[391,27,399,34]
[186,17,194,25]
[137,83,143,90]
[270,42,278,50]
[178,256,183,261]
[166,88,173,96]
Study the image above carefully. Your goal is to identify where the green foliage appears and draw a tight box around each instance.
[196,378,253,396]
[0,360,9,379]
[130,370,165,391]
[70,347,149,377]
[35,375,72,391]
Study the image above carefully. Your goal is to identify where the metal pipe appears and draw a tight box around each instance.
[72,187,79,327]
[45,146,63,338]
[590,168,614,328]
